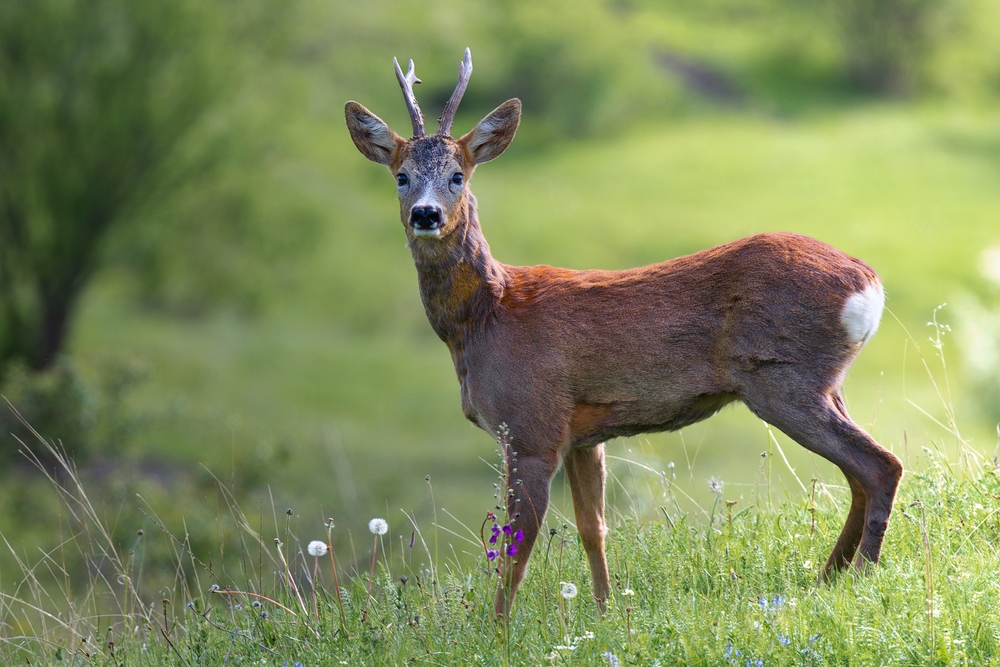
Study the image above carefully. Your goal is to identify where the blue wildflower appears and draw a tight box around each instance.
[777,634,790,646]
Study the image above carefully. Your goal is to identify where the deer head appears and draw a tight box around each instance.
[345,49,521,245]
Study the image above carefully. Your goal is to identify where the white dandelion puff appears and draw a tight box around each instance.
[369,517,388,535]
[307,540,328,557]
[560,581,578,599]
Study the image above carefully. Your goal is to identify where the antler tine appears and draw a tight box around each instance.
[394,57,425,138]
[437,48,473,137]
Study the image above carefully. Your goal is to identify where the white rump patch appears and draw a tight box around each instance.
[841,282,885,346]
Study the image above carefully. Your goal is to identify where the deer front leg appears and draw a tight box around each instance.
[494,453,558,617]
[563,443,610,612]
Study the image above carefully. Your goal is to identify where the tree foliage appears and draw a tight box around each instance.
[0,0,236,374]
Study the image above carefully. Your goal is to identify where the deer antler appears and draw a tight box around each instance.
[437,48,473,137]
[394,57,425,138]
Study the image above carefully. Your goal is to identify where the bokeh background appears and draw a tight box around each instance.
[2,0,1000,592]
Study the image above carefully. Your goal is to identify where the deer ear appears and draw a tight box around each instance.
[460,99,521,164]
[345,101,405,165]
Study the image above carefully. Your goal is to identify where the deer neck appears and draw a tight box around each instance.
[409,193,506,346]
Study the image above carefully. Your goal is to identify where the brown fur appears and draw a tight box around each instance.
[344,55,902,617]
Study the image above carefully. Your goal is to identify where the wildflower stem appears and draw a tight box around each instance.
[275,542,309,618]
[362,535,378,623]
[312,557,320,623]
[326,526,349,638]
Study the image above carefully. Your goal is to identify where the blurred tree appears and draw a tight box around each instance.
[0,0,242,375]
[819,0,951,93]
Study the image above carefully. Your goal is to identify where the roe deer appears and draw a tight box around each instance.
[345,49,902,616]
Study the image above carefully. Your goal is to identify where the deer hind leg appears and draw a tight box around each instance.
[563,443,611,611]
[822,473,866,579]
[745,388,902,577]
[494,453,558,617]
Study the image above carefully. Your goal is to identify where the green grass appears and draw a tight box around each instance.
[4,428,1000,665]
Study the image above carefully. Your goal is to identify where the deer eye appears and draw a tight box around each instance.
[451,172,463,186]
[396,173,409,186]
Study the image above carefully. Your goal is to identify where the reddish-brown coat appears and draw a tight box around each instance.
[345,54,901,617]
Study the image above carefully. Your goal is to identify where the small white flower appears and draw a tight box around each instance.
[708,476,724,494]
[803,559,813,569]
[560,581,578,599]
[623,588,635,596]
[369,518,388,535]
[307,540,329,557]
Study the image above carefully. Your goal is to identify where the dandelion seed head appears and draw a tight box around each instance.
[368,518,388,535]
[560,581,578,599]
[307,540,328,557]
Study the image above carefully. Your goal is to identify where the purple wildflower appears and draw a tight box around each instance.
[505,543,518,556]
[515,529,524,542]
[502,524,514,535]
[486,548,499,561]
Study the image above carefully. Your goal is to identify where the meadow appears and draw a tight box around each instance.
[3,0,1000,662]
[4,414,1000,665]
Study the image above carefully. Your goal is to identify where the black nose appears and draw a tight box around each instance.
[410,206,442,230]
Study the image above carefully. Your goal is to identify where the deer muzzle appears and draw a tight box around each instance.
[410,205,443,236]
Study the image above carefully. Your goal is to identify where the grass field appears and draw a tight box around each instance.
[5,59,1000,667]
[3,428,1000,665]
[6,1,1000,662]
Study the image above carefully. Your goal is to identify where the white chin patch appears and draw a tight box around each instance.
[412,228,442,238]
[841,282,885,346]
